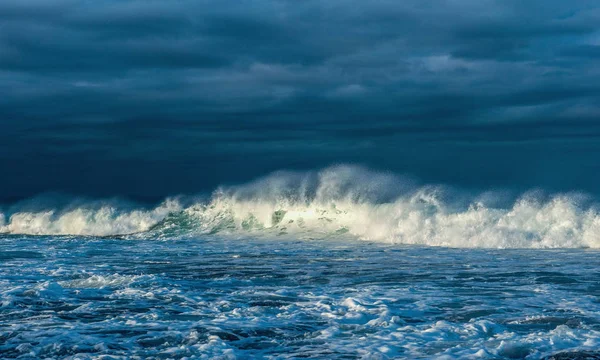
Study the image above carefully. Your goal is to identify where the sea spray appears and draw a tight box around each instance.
[1,165,599,248]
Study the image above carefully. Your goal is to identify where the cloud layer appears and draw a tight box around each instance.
[2,0,600,200]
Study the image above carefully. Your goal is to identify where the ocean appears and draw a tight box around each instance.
[1,166,600,359]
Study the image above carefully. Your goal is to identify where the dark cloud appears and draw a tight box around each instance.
[1,0,600,201]
[562,44,600,58]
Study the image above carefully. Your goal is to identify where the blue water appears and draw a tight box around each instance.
[2,234,600,359]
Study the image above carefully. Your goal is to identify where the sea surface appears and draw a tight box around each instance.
[2,235,600,359]
[2,167,600,359]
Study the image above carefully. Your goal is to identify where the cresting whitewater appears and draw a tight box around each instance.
[2,166,600,359]
[1,166,600,248]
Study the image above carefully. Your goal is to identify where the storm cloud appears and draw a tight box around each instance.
[2,0,600,200]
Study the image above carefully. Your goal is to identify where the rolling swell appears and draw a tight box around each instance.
[1,165,599,248]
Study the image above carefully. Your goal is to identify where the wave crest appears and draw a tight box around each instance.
[1,166,599,248]
[0,199,181,237]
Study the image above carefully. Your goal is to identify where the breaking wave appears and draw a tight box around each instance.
[1,165,600,248]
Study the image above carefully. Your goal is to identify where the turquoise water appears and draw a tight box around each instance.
[2,235,600,359]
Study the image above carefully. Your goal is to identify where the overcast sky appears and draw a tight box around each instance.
[2,0,600,201]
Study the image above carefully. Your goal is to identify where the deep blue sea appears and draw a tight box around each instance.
[2,236,600,359]
[2,167,600,359]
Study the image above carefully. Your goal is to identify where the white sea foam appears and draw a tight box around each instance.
[2,233,600,358]
[0,199,182,236]
[59,274,146,289]
[1,165,599,248]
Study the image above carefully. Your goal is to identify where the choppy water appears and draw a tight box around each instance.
[2,234,600,359]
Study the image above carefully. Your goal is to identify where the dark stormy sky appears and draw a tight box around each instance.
[2,0,600,202]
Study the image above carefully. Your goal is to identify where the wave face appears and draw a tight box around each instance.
[1,165,600,248]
